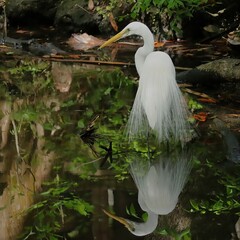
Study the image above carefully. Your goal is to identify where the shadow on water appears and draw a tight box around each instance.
[0,31,240,239]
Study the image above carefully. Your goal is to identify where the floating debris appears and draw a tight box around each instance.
[67,33,104,50]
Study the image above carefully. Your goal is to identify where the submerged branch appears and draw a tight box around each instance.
[182,88,217,102]
[45,57,135,66]
[45,56,191,71]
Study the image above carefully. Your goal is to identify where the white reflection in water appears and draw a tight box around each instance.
[104,153,192,236]
[130,154,192,215]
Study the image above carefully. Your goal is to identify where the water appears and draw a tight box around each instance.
[0,30,240,240]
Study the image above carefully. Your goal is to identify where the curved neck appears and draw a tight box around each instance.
[135,27,154,76]
[130,211,158,236]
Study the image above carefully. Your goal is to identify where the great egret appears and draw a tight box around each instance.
[103,154,192,236]
[100,22,192,145]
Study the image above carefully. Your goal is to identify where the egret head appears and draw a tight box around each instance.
[99,22,151,49]
[103,209,135,232]
[103,209,158,236]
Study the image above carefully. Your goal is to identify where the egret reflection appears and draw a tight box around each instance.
[104,153,192,236]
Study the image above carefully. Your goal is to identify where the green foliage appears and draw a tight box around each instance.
[96,0,125,21]
[7,59,53,95]
[126,203,148,222]
[189,164,240,215]
[96,0,209,36]
[21,178,93,239]
[188,98,203,112]
[12,106,40,123]
[156,227,191,240]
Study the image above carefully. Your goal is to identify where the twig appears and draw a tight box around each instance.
[175,66,192,71]
[46,57,135,66]
[80,157,103,166]
[3,4,7,39]
[75,4,93,15]
[46,57,192,72]
[183,88,217,102]
[224,114,240,117]
[11,119,21,158]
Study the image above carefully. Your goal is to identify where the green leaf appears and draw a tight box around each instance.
[189,199,199,211]
[77,119,85,128]
[128,203,138,218]
[104,87,113,95]
[142,212,148,222]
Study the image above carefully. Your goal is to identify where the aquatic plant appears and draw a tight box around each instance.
[21,178,93,240]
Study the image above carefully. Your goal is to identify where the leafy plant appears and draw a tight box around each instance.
[7,59,52,95]
[126,203,148,222]
[189,164,240,215]
[96,0,210,36]
[156,227,191,240]
[21,178,93,239]
[188,98,203,112]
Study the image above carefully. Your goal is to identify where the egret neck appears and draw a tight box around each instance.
[134,26,154,76]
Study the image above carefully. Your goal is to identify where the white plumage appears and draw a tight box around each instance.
[100,22,192,145]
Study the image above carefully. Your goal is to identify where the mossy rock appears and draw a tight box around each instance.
[177,58,240,85]
[54,0,99,33]
[197,58,240,82]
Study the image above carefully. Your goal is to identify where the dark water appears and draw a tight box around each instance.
[0,29,240,240]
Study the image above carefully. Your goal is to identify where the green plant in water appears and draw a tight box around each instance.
[7,59,53,95]
[126,203,148,222]
[157,227,191,240]
[21,177,93,239]
[189,163,240,216]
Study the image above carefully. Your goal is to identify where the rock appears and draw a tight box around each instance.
[54,0,99,33]
[197,58,240,81]
[177,58,240,84]
[5,0,100,33]
[6,0,59,24]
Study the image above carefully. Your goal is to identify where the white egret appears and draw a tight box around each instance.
[100,22,191,145]
[103,154,192,236]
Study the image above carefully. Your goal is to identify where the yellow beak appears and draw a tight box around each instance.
[99,29,128,49]
[103,209,134,231]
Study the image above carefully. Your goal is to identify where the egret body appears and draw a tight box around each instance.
[100,22,191,145]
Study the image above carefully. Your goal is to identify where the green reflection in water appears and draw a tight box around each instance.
[20,177,93,240]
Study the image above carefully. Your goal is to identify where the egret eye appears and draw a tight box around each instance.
[127,223,135,232]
